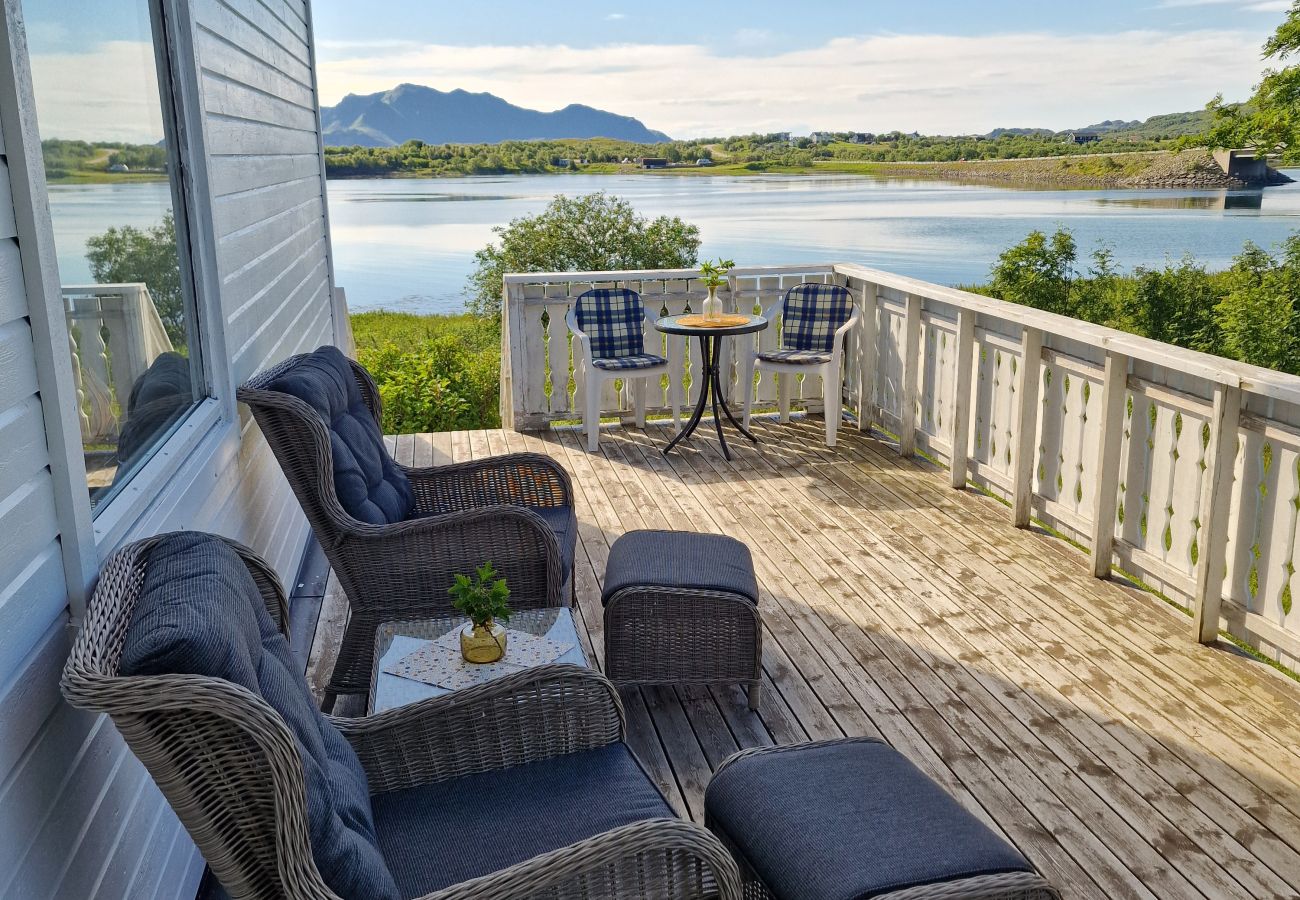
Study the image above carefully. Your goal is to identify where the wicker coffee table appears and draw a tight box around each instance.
[369,607,586,713]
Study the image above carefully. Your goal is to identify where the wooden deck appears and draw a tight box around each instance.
[306,416,1300,900]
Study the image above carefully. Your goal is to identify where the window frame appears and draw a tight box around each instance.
[13,0,235,559]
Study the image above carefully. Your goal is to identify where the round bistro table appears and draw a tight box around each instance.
[656,313,769,460]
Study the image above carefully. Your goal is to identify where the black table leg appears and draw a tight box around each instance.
[662,334,713,455]
[663,333,761,459]
[708,336,732,460]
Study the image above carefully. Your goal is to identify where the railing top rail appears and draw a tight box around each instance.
[832,261,1300,405]
[61,283,150,295]
[502,262,838,285]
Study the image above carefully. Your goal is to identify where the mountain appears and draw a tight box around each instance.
[320,84,670,147]
[985,108,1220,141]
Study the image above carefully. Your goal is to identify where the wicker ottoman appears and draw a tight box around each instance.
[602,530,762,709]
[705,738,1061,900]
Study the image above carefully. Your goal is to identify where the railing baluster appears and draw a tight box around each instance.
[1090,351,1130,576]
[857,282,879,433]
[1011,326,1044,527]
[899,293,922,457]
[949,308,976,489]
[1194,381,1243,643]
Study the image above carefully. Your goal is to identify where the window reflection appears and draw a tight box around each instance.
[25,0,203,513]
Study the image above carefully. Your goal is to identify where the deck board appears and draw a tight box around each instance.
[308,417,1300,900]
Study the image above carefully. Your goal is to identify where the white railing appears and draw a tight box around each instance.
[63,283,173,443]
[501,263,1300,669]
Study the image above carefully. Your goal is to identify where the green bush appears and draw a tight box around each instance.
[352,311,501,433]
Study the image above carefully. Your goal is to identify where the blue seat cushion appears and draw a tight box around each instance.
[267,346,415,525]
[119,532,399,900]
[592,352,667,371]
[757,348,832,365]
[705,739,1035,900]
[528,504,577,578]
[602,530,758,606]
[371,743,674,898]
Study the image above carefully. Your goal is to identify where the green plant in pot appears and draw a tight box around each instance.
[698,257,735,322]
[449,562,512,663]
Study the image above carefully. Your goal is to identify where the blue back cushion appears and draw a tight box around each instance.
[781,284,854,353]
[268,346,415,525]
[119,532,400,900]
[574,288,645,360]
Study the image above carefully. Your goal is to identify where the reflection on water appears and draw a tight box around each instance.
[48,170,1300,315]
[1095,193,1264,211]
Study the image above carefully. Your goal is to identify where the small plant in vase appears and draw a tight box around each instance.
[449,562,512,663]
[698,258,735,322]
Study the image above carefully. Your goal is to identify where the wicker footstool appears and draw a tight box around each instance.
[705,738,1061,900]
[602,530,762,709]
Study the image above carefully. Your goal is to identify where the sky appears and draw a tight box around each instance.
[312,0,1291,138]
[13,0,1293,143]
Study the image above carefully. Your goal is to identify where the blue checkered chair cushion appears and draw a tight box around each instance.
[592,353,667,371]
[780,284,854,355]
[575,288,647,362]
[756,348,832,365]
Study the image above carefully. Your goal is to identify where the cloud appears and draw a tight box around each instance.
[29,41,166,143]
[316,29,1271,138]
[733,28,774,46]
[605,13,626,20]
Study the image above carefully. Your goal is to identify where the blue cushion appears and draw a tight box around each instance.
[602,530,759,606]
[268,346,415,525]
[705,739,1034,900]
[119,532,400,900]
[528,504,577,577]
[592,352,667,371]
[371,743,674,897]
[574,288,646,360]
[781,284,854,354]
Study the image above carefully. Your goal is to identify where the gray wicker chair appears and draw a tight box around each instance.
[238,351,575,707]
[61,535,742,900]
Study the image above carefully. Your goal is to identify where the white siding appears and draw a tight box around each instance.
[0,1,337,897]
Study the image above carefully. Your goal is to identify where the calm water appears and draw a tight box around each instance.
[47,171,1300,314]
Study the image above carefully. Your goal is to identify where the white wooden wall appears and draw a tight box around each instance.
[0,1,338,898]
[195,0,335,577]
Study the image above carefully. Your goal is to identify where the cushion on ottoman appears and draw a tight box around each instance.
[705,738,1034,900]
[602,530,758,606]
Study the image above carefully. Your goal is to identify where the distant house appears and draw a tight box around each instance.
[810,131,835,144]
[640,157,668,169]
[696,157,713,166]
[1067,131,1101,144]
[773,132,791,143]
[848,133,872,144]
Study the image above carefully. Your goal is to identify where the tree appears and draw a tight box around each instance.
[1217,241,1296,370]
[988,228,1077,314]
[1119,257,1220,354]
[85,210,186,346]
[466,192,701,317]
[1202,2,1300,160]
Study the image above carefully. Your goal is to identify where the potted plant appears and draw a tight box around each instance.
[448,562,512,663]
[698,258,735,322]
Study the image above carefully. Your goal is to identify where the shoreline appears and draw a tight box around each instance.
[322,150,1291,190]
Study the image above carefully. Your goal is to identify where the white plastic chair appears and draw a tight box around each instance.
[738,283,859,447]
[567,288,680,451]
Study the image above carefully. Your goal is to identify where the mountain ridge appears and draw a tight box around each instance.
[985,108,1217,141]
[320,84,670,147]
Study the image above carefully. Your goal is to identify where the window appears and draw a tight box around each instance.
[24,0,204,514]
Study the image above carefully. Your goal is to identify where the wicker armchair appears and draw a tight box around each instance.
[61,536,742,900]
[239,352,575,706]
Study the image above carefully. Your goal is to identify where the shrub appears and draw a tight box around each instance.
[352,311,501,433]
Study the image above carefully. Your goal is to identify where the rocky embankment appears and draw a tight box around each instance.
[878,150,1292,189]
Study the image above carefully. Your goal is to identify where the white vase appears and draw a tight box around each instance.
[703,285,723,321]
